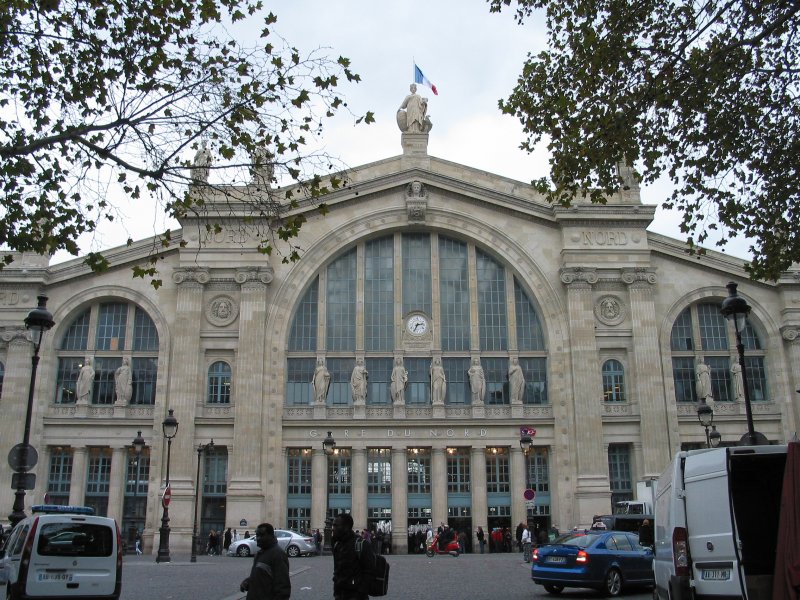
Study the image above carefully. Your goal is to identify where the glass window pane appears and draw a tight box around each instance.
[55,357,82,404]
[405,358,430,405]
[476,250,508,351]
[705,356,732,402]
[515,279,545,351]
[672,357,697,403]
[526,448,550,493]
[326,250,356,351]
[741,322,762,351]
[48,449,73,498]
[327,358,355,405]
[207,361,232,404]
[520,357,548,405]
[93,357,121,405]
[485,448,510,493]
[365,237,394,352]
[366,358,392,405]
[608,444,633,505]
[60,309,90,351]
[367,448,392,494]
[698,304,728,351]
[131,357,157,405]
[289,279,319,352]
[482,357,508,405]
[745,356,768,401]
[133,308,159,351]
[95,303,127,351]
[446,448,470,493]
[407,449,430,494]
[439,237,470,351]
[602,359,626,402]
[203,448,228,495]
[328,450,351,495]
[670,308,694,351]
[442,358,469,404]
[402,234,432,316]
[287,449,312,495]
[286,358,315,405]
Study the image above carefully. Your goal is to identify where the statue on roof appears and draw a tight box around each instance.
[397,83,433,134]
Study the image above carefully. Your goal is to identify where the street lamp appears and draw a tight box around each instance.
[709,425,722,448]
[8,295,55,526]
[129,431,146,545]
[322,431,336,553]
[720,282,768,446]
[696,402,714,448]
[156,409,179,563]
[191,439,214,563]
[519,431,533,455]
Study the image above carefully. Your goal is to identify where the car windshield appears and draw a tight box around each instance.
[38,523,113,557]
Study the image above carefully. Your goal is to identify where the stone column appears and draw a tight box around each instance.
[470,447,487,550]
[311,449,328,531]
[560,268,610,523]
[431,447,447,527]
[0,331,32,515]
[391,448,408,554]
[351,448,367,530]
[781,328,800,439]
[106,447,127,523]
[229,267,272,525]
[68,447,88,506]
[624,270,672,477]
[510,447,527,529]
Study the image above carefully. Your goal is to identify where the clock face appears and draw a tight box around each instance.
[406,315,428,335]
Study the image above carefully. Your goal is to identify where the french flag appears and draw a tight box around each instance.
[414,63,438,96]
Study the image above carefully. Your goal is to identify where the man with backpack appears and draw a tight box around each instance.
[332,513,376,600]
[240,523,291,600]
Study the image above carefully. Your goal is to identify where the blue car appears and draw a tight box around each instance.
[531,530,654,596]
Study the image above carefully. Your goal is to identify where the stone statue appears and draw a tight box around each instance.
[191,141,212,183]
[350,358,368,405]
[251,146,274,186]
[76,357,95,404]
[391,357,408,405]
[115,357,132,404]
[468,358,485,405]
[397,83,433,133]
[731,361,745,402]
[695,360,713,402]
[312,359,330,405]
[508,357,525,404]
[430,357,446,405]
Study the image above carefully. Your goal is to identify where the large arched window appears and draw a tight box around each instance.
[670,302,768,403]
[286,233,548,406]
[55,302,159,404]
[602,360,626,402]
[207,361,232,404]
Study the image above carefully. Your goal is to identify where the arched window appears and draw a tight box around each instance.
[286,233,548,406]
[602,360,626,402]
[55,303,159,405]
[670,302,768,403]
[207,361,232,404]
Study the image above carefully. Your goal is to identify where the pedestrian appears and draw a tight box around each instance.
[245,530,250,539]
[239,523,291,600]
[314,529,322,555]
[134,530,142,555]
[208,530,218,555]
[522,525,532,562]
[233,528,239,542]
[638,519,654,548]
[332,512,375,600]
[537,527,548,546]
[457,530,466,554]
[224,527,232,552]
[476,526,485,554]
[516,521,524,552]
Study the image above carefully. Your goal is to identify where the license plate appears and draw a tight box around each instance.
[37,573,73,582]
[546,556,566,563]
[702,569,730,581]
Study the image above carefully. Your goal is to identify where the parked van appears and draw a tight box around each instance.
[653,445,787,600]
[1,505,122,600]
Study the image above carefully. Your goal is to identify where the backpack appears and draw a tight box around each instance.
[355,538,389,597]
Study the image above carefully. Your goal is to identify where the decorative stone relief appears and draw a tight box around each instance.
[1,327,29,344]
[234,266,274,285]
[781,327,799,343]
[406,181,428,222]
[595,295,626,326]
[602,402,632,416]
[206,295,239,327]
[560,267,598,286]
[172,267,210,285]
[621,268,657,286]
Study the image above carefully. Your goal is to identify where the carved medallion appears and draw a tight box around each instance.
[206,295,239,326]
[595,295,625,326]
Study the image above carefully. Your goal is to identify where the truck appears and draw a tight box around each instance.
[614,479,658,515]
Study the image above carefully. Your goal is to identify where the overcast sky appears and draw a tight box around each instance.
[52,0,751,263]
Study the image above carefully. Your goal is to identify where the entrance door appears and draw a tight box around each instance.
[448,517,473,553]
[487,516,511,552]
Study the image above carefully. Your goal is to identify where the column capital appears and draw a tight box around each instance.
[172,267,209,286]
[621,267,657,287]
[235,266,273,286]
[560,267,598,288]
[1,327,29,346]
[781,326,800,344]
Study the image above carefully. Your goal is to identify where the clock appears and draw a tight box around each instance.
[406,314,429,336]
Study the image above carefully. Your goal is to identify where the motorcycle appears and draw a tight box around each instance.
[425,533,460,557]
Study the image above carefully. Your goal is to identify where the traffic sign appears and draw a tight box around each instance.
[8,443,38,472]
[162,485,172,507]
[523,488,536,501]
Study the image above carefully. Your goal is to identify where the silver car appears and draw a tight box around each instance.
[227,529,316,558]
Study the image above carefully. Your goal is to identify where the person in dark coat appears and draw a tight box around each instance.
[224,528,233,552]
[516,522,525,552]
[332,512,375,600]
[240,523,291,600]
[638,519,654,547]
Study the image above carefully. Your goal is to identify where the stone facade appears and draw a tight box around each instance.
[1,127,799,556]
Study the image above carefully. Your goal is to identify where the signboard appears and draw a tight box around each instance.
[162,485,172,508]
[240,519,247,527]
[8,443,38,472]
[519,426,537,438]
[11,472,36,490]
[525,500,536,509]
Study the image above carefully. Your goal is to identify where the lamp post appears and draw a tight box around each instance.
[8,295,55,526]
[322,431,336,553]
[519,430,533,455]
[708,425,722,448]
[720,282,768,446]
[696,402,714,448]
[156,409,179,563]
[191,439,214,563]
[130,431,146,544]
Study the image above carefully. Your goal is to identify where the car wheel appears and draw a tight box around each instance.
[287,545,300,558]
[603,568,623,597]
[236,545,251,557]
[543,584,564,595]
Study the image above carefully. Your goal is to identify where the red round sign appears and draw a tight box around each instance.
[162,485,172,507]
[523,488,536,501]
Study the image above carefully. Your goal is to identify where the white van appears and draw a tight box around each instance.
[2,505,122,600]
[653,445,787,600]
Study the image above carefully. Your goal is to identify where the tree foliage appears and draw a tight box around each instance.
[0,0,373,285]
[490,0,800,280]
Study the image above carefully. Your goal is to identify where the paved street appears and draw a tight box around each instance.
[0,551,652,600]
